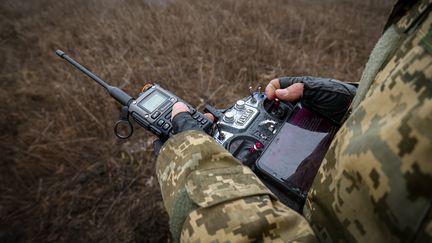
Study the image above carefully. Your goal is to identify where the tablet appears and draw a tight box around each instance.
[256,105,339,198]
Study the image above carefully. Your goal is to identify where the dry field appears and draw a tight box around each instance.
[1,0,393,242]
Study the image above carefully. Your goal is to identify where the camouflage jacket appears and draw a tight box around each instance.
[156,1,432,242]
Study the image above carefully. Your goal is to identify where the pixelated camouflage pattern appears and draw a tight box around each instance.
[157,131,317,242]
[181,195,316,242]
[156,131,237,212]
[304,8,432,243]
[185,166,273,208]
[395,0,431,33]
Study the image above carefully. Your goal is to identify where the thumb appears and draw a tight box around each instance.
[171,102,189,120]
[275,83,304,102]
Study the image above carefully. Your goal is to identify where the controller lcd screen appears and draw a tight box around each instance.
[257,106,338,193]
[140,91,167,112]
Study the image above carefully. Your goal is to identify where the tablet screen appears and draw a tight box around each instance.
[257,105,339,194]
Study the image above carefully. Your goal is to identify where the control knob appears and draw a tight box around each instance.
[235,100,245,110]
[223,110,236,123]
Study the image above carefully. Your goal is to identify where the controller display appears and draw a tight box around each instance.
[139,91,168,112]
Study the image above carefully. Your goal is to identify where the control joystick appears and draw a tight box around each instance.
[272,98,280,110]
[227,136,263,167]
[271,98,285,117]
[263,98,287,119]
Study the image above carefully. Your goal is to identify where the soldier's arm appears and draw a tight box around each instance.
[156,130,318,242]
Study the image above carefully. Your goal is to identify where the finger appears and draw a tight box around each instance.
[275,82,304,102]
[203,113,215,122]
[171,102,190,120]
[265,79,280,100]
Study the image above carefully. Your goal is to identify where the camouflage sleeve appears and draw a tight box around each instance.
[303,6,432,243]
[156,130,318,242]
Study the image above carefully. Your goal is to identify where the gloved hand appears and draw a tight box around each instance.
[171,103,205,134]
[153,103,214,156]
[265,76,357,123]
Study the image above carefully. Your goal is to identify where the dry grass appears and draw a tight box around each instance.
[0,0,392,242]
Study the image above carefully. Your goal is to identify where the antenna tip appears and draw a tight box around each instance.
[56,50,65,57]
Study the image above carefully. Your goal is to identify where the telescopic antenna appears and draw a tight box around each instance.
[56,50,133,106]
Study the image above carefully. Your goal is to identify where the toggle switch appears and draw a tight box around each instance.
[272,98,280,110]
[249,86,257,103]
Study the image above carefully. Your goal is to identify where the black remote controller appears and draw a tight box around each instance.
[129,84,212,140]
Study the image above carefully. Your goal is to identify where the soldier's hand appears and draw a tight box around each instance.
[153,103,214,156]
[171,102,214,134]
[265,78,304,101]
[265,76,357,123]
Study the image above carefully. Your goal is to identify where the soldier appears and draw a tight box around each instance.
[155,0,432,242]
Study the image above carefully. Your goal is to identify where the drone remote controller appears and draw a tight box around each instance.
[56,50,339,211]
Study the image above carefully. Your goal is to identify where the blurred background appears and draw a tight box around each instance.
[0,0,393,242]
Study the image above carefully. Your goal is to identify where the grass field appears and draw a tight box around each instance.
[1,0,393,241]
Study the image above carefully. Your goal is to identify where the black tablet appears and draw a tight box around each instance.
[256,105,339,199]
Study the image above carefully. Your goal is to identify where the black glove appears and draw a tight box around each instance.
[153,111,203,156]
[279,76,357,124]
[171,112,203,134]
